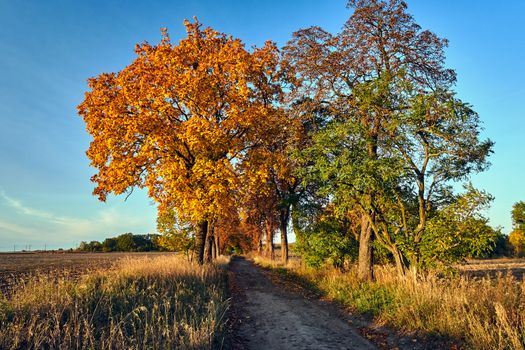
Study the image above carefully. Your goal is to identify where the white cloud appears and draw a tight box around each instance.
[0,190,155,243]
[0,190,73,225]
[0,220,36,237]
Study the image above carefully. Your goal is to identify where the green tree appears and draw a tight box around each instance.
[78,240,102,252]
[286,0,492,277]
[78,241,88,251]
[102,238,117,252]
[512,201,525,231]
[115,233,137,251]
[509,201,525,257]
[294,206,359,269]
[420,186,499,268]
[156,209,195,259]
[490,232,512,257]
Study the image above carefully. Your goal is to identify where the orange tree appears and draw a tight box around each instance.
[240,103,304,263]
[509,229,525,257]
[240,171,281,259]
[78,20,285,264]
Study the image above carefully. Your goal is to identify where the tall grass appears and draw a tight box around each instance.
[0,255,229,349]
[254,256,525,350]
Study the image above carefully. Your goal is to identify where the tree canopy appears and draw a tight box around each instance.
[283,0,493,276]
[79,19,288,264]
[79,1,497,273]
[512,201,525,231]
[78,233,163,252]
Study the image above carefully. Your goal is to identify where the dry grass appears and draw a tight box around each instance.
[254,255,525,350]
[0,252,174,294]
[0,255,230,349]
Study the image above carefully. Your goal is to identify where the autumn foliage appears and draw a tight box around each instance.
[79,1,495,273]
[79,19,289,263]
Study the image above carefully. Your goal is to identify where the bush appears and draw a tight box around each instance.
[294,217,358,269]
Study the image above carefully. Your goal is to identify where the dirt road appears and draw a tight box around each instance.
[228,257,378,350]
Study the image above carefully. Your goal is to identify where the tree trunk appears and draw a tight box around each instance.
[205,229,213,263]
[357,134,379,281]
[357,215,374,281]
[280,207,290,265]
[257,238,263,254]
[208,223,216,261]
[392,247,406,276]
[214,235,220,258]
[195,220,208,265]
[211,235,216,260]
[266,223,274,260]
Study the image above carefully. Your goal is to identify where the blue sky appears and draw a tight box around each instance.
[0,1,523,251]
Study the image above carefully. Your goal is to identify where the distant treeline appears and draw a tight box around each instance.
[77,233,166,252]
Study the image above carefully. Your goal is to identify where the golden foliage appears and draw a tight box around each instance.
[78,19,286,226]
[509,229,525,257]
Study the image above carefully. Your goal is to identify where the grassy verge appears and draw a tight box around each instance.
[254,256,525,350]
[0,255,229,349]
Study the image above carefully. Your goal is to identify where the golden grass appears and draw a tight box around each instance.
[0,255,230,349]
[254,255,525,350]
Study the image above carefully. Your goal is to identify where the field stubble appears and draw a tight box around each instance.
[0,253,229,349]
[0,252,171,294]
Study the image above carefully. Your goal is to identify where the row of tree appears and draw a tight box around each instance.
[77,233,164,252]
[79,0,497,279]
